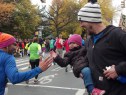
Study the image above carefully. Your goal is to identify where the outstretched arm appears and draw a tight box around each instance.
[5,56,53,84]
[50,50,70,67]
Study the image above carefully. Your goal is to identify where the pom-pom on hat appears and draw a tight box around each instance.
[78,0,102,23]
[0,32,16,49]
[68,34,82,46]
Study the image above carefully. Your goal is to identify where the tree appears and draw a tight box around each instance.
[41,0,115,38]
[40,0,80,37]
[13,0,42,39]
[0,0,42,39]
[0,2,15,31]
[99,0,115,25]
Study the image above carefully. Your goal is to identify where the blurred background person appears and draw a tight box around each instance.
[27,37,42,83]
[55,34,63,58]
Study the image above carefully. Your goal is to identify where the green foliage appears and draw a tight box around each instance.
[13,0,41,39]
[0,0,42,39]
[99,0,115,25]
[0,2,15,31]
[47,0,81,37]
[0,0,116,39]
[47,0,116,38]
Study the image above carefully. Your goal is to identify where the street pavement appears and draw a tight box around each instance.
[8,54,88,95]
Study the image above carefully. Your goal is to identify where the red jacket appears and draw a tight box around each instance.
[63,39,69,52]
[56,38,63,49]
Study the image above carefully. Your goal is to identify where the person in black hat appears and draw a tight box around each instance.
[78,0,126,95]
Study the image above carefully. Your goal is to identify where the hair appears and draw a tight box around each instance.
[33,37,38,43]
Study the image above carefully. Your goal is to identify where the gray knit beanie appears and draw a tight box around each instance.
[78,0,102,23]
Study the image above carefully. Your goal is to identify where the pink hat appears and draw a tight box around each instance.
[68,34,82,46]
[0,32,16,49]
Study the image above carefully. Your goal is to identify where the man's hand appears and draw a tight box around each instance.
[103,65,118,79]
[50,50,57,58]
[39,56,53,71]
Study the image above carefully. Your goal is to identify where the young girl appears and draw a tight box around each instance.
[50,34,105,95]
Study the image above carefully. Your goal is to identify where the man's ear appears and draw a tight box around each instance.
[2,47,8,52]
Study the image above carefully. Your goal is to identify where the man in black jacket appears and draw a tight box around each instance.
[78,0,126,95]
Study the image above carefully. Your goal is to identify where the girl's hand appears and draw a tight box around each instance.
[50,50,57,58]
